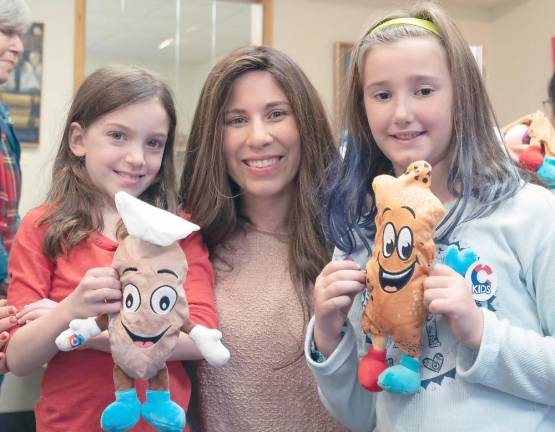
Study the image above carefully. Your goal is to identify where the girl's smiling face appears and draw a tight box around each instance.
[68,97,169,204]
[362,37,454,183]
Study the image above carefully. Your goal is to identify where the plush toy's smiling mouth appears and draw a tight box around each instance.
[378,260,416,293]
[122,322,170,348]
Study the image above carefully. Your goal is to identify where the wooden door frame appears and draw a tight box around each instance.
[73,0,272,92]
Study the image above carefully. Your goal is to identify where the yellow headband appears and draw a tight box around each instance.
[370,17,440,37]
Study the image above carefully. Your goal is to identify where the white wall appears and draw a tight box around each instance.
[272,0,492,123]
[273,0,377,126]
[489,0,555,124]
[177,60,214,133]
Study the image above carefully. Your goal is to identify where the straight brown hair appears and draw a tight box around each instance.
[179,46,337,326]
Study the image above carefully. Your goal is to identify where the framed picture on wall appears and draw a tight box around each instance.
[334,42,354,126]
[0,22,44,146]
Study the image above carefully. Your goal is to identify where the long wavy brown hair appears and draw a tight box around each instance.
[41,65,178,260]
[179,46,337,338]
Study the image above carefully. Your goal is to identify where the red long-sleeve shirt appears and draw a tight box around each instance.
[7,205,217,431]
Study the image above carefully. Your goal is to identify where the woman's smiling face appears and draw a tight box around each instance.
[222,70,301,204]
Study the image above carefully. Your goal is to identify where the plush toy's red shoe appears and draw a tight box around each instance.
[519,146,544,172]
[358,347,387,392]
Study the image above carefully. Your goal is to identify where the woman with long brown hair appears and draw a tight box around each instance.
[180,46,345,431]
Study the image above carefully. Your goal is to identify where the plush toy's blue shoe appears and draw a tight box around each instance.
[378,354,421,395]
[538,157,555,187]
[142,389,186,432]
[101,388,141,432]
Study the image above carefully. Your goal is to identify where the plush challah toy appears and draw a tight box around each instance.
[56,192,229,432]
[358,161,444,395]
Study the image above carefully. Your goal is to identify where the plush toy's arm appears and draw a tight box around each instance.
[501,111,555,149]
[527,113,555,158]
[55,315,108,351]
[183,319,230,367]
[500,113,534,135]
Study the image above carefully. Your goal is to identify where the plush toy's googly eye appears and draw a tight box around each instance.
[382,223,396,258]
[397,226,414,261]
[122,284,141,312]
[150,285,178,315]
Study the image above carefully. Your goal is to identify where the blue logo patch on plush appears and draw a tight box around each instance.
[443,244,478,277]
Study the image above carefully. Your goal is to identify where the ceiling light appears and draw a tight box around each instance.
[158,37,175,50]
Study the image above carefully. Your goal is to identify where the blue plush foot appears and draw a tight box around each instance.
[378,354,421,395]
[141,389,186,432]
[101,388,141,432]
[538,157,555,187]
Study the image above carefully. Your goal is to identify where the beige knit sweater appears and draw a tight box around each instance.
[193,227,348,432]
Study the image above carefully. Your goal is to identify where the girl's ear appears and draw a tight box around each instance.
[68,122,86,157]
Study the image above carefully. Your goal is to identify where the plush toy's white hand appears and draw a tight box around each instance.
[189,325,230,367]
[55,317,102,351]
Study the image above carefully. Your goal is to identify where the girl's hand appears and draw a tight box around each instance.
[61,267,122,319]
[423,264,484,351]
[16,298,58,324]
[313,260,366,357]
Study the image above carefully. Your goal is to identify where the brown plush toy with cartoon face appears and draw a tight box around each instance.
[358,161,444,395]
[56,192,229,432]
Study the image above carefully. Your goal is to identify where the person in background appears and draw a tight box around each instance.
[179,46,347,431]
[0,0,29,383]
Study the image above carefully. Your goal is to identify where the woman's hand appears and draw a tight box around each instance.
[313,260,366,357]
[0,299,17,332]
[0,335,9,373]
[15,298,58,324]
[60,267,122,319]
[423,264,484,351]
[0,299,17,373]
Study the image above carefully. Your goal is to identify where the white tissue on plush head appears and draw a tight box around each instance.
[115,191,200,246]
